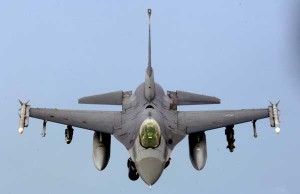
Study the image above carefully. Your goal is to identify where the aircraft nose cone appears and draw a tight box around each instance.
[136,157,164,186]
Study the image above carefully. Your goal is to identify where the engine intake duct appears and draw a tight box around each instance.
[127,158,139,181]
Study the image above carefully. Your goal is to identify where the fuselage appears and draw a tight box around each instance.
[113,83,186,185]
[111,9,187,185]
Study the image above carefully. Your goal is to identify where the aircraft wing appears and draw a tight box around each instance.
[29,108,122,134]
[178,109,270,134]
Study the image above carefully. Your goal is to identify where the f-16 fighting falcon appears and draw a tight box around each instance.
[18,9,281,187]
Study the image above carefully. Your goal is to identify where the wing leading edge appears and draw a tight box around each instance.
[178,109,269,134]
[30,108,122,134]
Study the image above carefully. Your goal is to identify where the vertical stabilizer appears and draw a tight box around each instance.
[148,9,152,68]
[145,9,155,101]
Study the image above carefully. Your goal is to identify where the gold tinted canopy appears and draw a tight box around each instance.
[139,119,161,148]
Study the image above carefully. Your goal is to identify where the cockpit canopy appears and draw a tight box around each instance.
[139,119,161,148]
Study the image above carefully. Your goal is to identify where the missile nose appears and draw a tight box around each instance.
[275,127,280,134]
[136,157,164,186]
[19,127,24,134]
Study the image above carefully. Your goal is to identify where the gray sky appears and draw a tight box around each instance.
[1,0,299,193]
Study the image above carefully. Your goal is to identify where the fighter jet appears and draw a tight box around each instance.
[18,9,281,186]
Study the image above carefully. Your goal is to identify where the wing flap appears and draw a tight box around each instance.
[30,108,121,134]
[178,109,269,134]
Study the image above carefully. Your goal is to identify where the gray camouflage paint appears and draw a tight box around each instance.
[24,9,275,186]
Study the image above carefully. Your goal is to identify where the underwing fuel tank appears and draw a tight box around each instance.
[189,132,207,171]
[93,132,111,171]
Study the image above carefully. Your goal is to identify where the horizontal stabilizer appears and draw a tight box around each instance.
[167,90,220,106]
[79,91,128,105]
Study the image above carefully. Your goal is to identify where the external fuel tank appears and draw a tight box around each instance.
[93,132,111,171]
[188,132,207,171]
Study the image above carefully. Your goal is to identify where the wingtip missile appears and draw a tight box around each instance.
[18,100,30,134]
[269,101,280,134]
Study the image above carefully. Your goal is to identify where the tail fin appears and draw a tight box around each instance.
[145,9,155,101]
[148,8,151,68]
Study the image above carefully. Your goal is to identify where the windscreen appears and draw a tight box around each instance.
[139,119,161,148]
